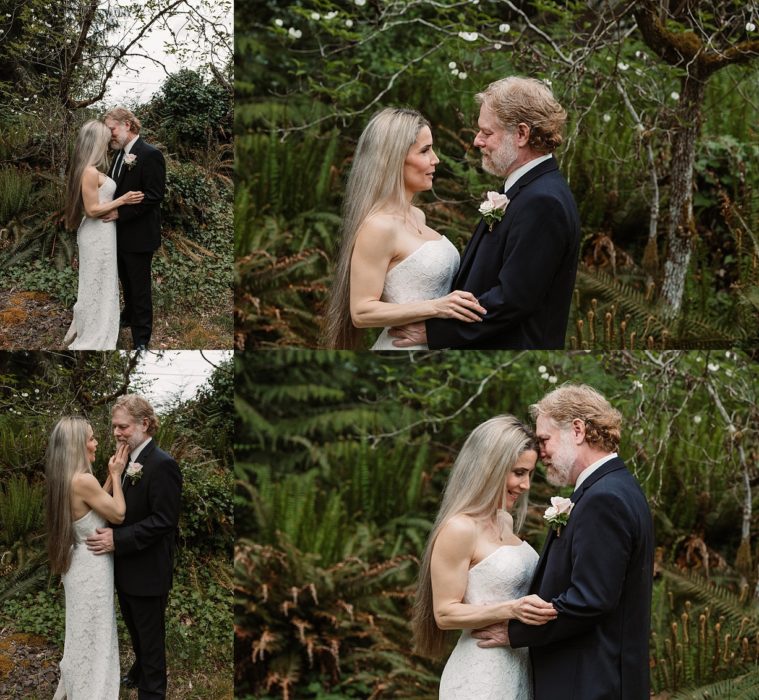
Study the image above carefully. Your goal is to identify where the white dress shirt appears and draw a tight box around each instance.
[502,153,553,194]
[114,134,139,179]
[574,452,618,491]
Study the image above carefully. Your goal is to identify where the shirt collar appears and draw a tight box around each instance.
[123,135,139,155]
[573,452,617,491]
[130,437,151,463]
[502,153,553,194]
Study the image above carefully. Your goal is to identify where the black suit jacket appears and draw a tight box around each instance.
[426,157,580,349]
[111,137,166,253]
[113,439,182,596]
[509,457,654,700]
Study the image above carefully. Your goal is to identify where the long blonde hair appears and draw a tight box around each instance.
[45,416,93,575]
[322,107,430,349]
[412,415,539,658]
[64,120,111,230]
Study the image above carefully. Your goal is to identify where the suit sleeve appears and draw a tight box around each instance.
[113,457,182,555]
[509,490,636,648]
[116,147,166,224]
[426,194,571,348]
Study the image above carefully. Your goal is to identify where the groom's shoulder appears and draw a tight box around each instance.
[135,137,164,160]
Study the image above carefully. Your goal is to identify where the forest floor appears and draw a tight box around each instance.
[0,627,232,699]
[0,290,232,350]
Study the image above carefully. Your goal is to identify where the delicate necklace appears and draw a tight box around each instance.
[405,209,424,236]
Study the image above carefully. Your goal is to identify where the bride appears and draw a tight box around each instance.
[63,120,143,350]
[46,416,129,699]
[323,108,486,350]
[413,415,556,699]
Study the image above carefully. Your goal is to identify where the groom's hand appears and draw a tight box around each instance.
[101,210,119,222]
[389,322,427,347]
[472,621,510,648]
[85,527,115,555]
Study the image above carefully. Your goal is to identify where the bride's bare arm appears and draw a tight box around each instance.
[431,516,556,630]
[80,166,143,218]
[71,443,129,524]
[349,217,486,329]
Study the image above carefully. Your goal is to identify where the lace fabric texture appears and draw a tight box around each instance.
[53,509,120,700]
[439,541,538,699]
[371,237,460,351]
[63,176,119,350]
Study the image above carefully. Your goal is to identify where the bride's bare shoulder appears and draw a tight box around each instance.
[80,165,101,184]
[439,513,478,541]
[358,211,400,236]
[71,472,101,491]
[354,211,401,251]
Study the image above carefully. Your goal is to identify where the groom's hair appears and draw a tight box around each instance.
[476,76,566,153]
[113,394,159,435]
[530,384,621,452]
[104,106,141,134]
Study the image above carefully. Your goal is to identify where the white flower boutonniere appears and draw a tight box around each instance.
[543,496,574,537]
[478,191,510,231]
[125,462,143,485]
[123,153,137,170]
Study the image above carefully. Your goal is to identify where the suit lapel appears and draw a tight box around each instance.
[116,137,142,188]
[530,456,626,589]
[457,158,559,287]
[455,220,488,286]
[123,438,155,495]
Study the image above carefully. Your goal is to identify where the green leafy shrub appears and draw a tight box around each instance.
[1,589,65,646]
[152,68,231,153]
[179,461,233,553]
[0,476,44,547]
[0,167,33,225]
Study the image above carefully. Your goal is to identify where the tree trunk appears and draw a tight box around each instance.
[660,73,705,312]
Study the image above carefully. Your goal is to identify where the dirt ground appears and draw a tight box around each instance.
[0,290,232,350]
[0,627,232,700]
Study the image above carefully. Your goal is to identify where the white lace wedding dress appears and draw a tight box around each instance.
[53,509,120,700]
[439,541,538,699]
[371,236,460,350]
[63,176,119,350]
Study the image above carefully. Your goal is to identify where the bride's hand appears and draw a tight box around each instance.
[120,190,144,205]
[509,595,557,625]
[432,291,487,322]
[108,443,130,477]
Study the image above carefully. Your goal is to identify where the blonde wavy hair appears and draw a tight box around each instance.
[476,76,566,153]
[530,383,622,452]
[112,394,159,436]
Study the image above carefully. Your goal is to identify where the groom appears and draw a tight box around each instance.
[474,384,654,699]
[86,394,182,699]
[392,76,580,349]
[102,107,166,351]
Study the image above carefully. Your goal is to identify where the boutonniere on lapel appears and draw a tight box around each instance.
[125,462,143,485]
[543,496,574,537]
[478,191,510,231]
[123,153,137,170]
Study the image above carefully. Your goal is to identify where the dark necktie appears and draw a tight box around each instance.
[111,150,124,179]
[122,453,132,487]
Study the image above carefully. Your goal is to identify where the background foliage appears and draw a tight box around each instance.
[0,351,233,698]
[235,350,759,698]
[235,0,759,350]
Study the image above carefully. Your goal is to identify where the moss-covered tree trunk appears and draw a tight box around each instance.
[633,1,759,315]
[660,73,705,311]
